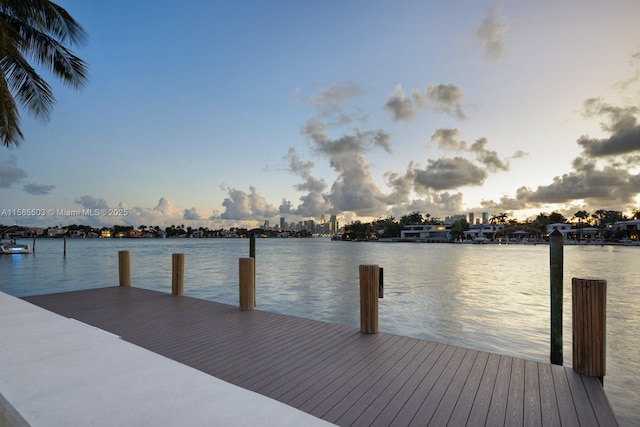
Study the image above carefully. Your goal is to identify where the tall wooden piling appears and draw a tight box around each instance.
[63,236,67,257]
[549,229,563,365]
[118,250,131,287]
[239,257,255,310]
[172,253,185,296]
[249,232,256,307]
[359,265,379,334]
[572,278,607,383]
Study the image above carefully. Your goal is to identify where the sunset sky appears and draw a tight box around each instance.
[2,0,639,228]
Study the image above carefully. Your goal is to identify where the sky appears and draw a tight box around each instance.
[1,0,640,229]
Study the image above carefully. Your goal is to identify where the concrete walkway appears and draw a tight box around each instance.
[0,291,334,426]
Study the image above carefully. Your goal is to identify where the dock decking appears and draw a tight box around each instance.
[23,287,617,426]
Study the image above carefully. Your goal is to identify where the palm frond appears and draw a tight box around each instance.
[0,0,87,46]
[1,55,54,120]
[0,74,23,147]
[3,14,88,89]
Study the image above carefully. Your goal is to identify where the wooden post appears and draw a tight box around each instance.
[549,229,563,365]
[572,278,607,383]
[359,265,379,334]
[249,232,256,307]
[63,236,67,257]
[118,250,131,287]
[239,257,255,310]
[172,253,185,296]
[32,237,36,253]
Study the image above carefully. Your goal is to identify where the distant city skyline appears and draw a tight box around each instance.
[1,1,639,229]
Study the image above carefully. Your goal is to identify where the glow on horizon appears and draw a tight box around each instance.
[1,1,639,229]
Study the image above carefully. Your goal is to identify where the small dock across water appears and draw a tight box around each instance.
[23,287,617,426]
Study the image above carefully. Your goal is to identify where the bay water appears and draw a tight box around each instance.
[1,238,638,425]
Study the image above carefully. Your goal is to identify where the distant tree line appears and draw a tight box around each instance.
[341,209,640,241]
[0,224,312,238]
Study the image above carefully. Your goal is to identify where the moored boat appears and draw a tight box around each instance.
[0,240,31,254]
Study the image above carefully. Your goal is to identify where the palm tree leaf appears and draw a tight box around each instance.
[0,0,87,46]
[2,13,88,89]
[0,73,24,147]
[1,54,54,120]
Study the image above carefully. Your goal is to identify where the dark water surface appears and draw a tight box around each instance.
[1,238,638,425]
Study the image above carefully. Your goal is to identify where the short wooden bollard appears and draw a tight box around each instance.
[172,253,185,296]
[572,278,607,383]
[118,250,131,287]
[359,265,379,334]
[239,257,255,310]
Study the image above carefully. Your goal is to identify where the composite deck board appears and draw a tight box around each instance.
[538,363,562,427]
[22,287,617,427]
[466,352,501,426]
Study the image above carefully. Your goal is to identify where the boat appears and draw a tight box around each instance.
[0,240,31,254]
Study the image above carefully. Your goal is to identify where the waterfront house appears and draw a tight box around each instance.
[400,224,450,242]
[546,223,572,237]
[612,219,640,242]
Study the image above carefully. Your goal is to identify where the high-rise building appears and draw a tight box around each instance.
[329,215,337,233]
[280,217,285,230]
[468,212,475,225]
[482,212,489,224]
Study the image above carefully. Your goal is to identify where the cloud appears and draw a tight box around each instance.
[614,52,640,91]
[122,198,196,227]
[23,183,55,195]
[384,84,416,121]
[325,153,388,216]
[429,129,513,171]
[469,138,509,172]
[299,81,367,126]
[217,186,279,220]
[475,5,509,59]
[303,81,364,116]
[299,113,392,217]
[525,166,638,206]
[183,208,201,220]
[412,157,488,191]
[425,84,467,119]
[302,118,391,155]
[0,156,27,188]
[429,128,467,151]
[578,99,640,157]
[75,195,110,210]
[384,84,467,121]
[284,148,329,217]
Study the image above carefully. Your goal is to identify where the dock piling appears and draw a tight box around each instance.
[172,253,185,296]
[239,257,255,310]
[118,251,131,287]
[359,265,379,334]
[572,277,607,383]
[549,229,563,365]
[250,232,256,307]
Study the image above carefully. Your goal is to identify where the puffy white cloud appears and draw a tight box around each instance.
[218,186,279,220]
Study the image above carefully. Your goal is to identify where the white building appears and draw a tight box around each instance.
[546,223,573,236]
[400,224,450,242]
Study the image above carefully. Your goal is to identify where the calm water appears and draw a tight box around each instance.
[1,238,638,426]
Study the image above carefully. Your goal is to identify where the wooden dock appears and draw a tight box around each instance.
[23,287,617,426]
